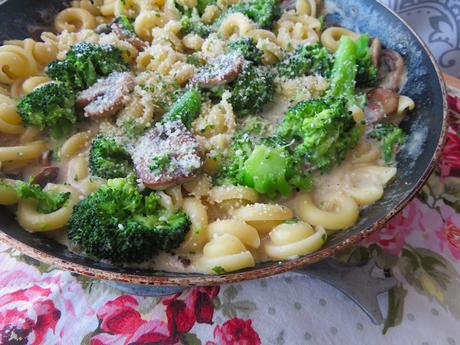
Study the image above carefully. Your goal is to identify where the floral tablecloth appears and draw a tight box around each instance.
[2,2,460,345]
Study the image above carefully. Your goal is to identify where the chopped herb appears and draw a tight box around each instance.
[212,266,226,274]
[149,153,171,173]
[284,219,299,224]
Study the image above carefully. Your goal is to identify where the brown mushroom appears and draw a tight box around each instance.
[364,87,399,124]
[193,54,244,89]
[31,166,59,188]
[370,37,382,68]
[378,49,405,92]
[111,21,148,51]
[76,72,135,118]
[132,121,203,190]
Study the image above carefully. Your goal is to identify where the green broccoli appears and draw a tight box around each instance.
[218,0,281,29]
[277,43,333,78]
[328,36,358,99]
[197,0,217,15]
[229,62,275,117]
[227,37,263,63]
[216,131,313,197]
[118,15,135,33]
[180,9,211,37]
[368,123,406,163]
[47,42,127,91]
[278,97,361,172]
[68,177,190,263]
[355,34,379,86]
[162,86,202,129]
[89,135,134,179]
[17,82,76,139]
[15,181,70,214]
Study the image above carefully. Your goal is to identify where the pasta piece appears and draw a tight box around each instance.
[276,11,320,50]
[183,175,212,198]
[163,0,181,20]
[134,11,167,41]
[100,0,117,17]
[321,27,359,52]
[158,186,184,212]
[295,192,359,231]
[351,140,381,165]
[0,141,47,162]
[55,8,97,32]
[296,0,318,17]
[194,92,236,138]
[0,45,38,84]
[201,33,226,60]
[201,5,220,24]
[183,33,204,51]
[263,223,327,259]
[245,29,283,65]
[0,94,24,135]
[343,165,397,206]
[17,184,80,232]
[179,197,209,252]
[219,13,254,40]
[5,38,58,66]
[207,219,260,248]
[21,76,51,95]
[0,179,19,205]
[60,131,93,159]
[71,0,104,16]
[232,203,294,234]
[208,185,259,204]
[198,233,255,273]
[19,127,40,144]
[67,156,90,183]
[397,95,415,116]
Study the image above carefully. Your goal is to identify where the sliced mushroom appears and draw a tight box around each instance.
[111,21,148,51]
[76,72,135,118]
[370,37,382,68]
[31,166,59,188]
[365,87,399,124]
[132,121,203,190]
[378,49,405,92]
[39,150,53,166]
[193,54,244,89]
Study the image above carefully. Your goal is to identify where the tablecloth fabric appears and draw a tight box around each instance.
[1,1,460,345]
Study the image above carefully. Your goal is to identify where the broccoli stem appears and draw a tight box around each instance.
[162,87,202,129]
[328,36,357,98]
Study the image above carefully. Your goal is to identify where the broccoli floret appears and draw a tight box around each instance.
[17,82,76,139]
[328,36,358,99]
[277,43,333,78]
[162,86,202,129]
[229,62,274,117]
[227,37,263,63]
[219,0,281,29]
[368,123,406,163]
[355,34,379,86]
[180,10,211,37]
[278,97,361,172]
[47,42,127,91]
[216,131,312,197]
[89,135,133,179]
[68,177,190,263]
[16,181,70,214]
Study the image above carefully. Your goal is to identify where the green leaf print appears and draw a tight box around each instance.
[383,284,407,334]
[216,286,258,319]
[181,333,202,345]
[398,246,460,319]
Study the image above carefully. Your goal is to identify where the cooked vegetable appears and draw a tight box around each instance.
[328,36,358,99]
[15,180,70,214]
[355,34,379,86]
[180,9,211,37]
[88,135,133,179]
[68,177,190,263]
[368,123,406,163]
[47,42,127,91]
[17,82,76,139]
[162,87,202,129]
[218,0,281,29]
[227,37,263,63]
[277,43,333,78]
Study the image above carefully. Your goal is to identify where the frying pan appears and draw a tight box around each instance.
[0,0,448,287]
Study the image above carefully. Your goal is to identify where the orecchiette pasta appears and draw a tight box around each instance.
[343,165,397,206]
[0,45,38,84]
[198,233,255,273]
[183,175,212,198]
[219,13,254,40]
[5,38,58,66]
[263,222,327,259]
[296,0,318,17]
[207,219,261,249]
[397,95,416,116]
[17,184,80,232]
[232,204,294,234]
[295,193,359,231]
[321,27,359,52]
[134,11,168,41]
[179,197,209,252]
[276,11,321,50]
[55,8,97,32]
[0,141,47,162]
[60,131,93,159]
[0,179,19,205]
[0,94,24,135]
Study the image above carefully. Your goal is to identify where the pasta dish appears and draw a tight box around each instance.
[0,0,415,274]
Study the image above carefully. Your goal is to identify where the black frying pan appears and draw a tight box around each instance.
[0,0,448,286]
